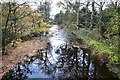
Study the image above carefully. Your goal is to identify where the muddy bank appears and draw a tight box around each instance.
[0,37,49,79]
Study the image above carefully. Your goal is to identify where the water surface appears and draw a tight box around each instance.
[2,25,117,80]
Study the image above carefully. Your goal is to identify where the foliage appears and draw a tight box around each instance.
[1,2,50,54]
[33,27,49,34]
[55,2,120,75]
[37,1,51,22]
[55,1,119,45]
[104,4,120,46]
[54,10,66,24]
[67,26,120,77]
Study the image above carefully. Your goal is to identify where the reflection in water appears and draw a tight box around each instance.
[53,44,91,79]
[2,25,117,80]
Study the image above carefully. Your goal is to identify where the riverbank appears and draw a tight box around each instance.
[1,25,119,79]
[66,25,120,78]
[0,37,49,79]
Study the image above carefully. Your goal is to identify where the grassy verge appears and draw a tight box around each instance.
[67,25,120,77]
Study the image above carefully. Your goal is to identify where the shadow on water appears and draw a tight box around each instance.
[2,25,118,80]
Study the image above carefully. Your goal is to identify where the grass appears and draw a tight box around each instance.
[67,25,120,77]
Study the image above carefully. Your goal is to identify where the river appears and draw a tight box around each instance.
[2,25,117,80]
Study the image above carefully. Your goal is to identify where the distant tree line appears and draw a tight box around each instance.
[54,0,120,46]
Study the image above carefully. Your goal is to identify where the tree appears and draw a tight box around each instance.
[85,2,90,29]
[37,0,51,22]
[90,0,95,30]
[54,10,65,25]
[1,1,46,54]
[104,2,120,45]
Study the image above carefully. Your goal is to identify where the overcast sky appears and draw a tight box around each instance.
[1,0,119,18]
[50,0,63,17]
[26,0,63,16]
[1,0,63,16]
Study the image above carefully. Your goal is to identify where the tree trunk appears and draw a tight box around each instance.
[76,0,80,29]
[85,2,89,29]
[90,1,95,30]
[2,2,11,54]
[99,2,106,38]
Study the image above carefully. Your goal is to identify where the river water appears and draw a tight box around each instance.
[2,25,117,80]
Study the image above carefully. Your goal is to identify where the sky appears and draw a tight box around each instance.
[50,0,63,17]
[1,0,119,18]
[25,0,63,16]
[1,0,63,18]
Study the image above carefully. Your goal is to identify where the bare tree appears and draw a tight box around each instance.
[76,0,80,29]
[85,1,90,29]
[90,0,95,30]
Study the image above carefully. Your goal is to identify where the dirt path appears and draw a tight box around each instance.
[0,37,49,79]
